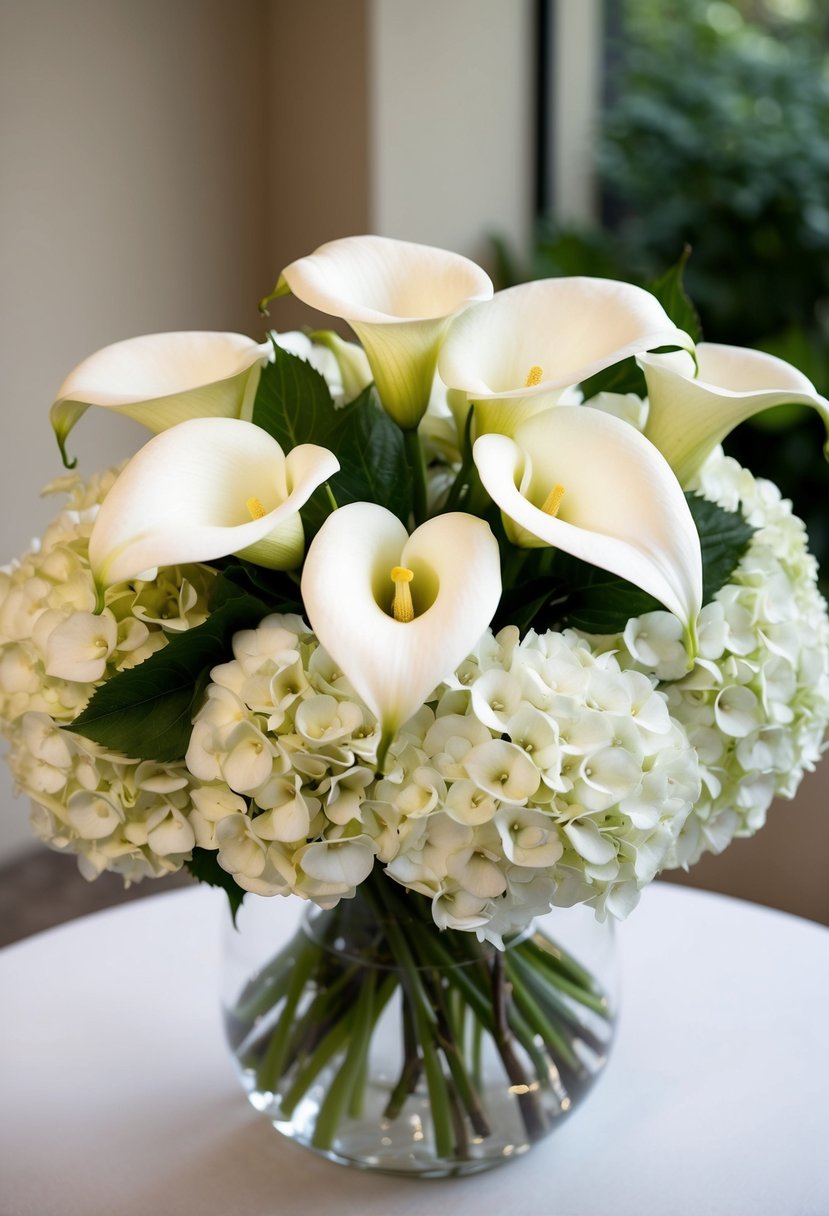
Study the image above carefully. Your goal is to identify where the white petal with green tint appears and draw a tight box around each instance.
[51,331,270,465]
[439,277,694,437]
[473,406,702,628]
[640,343,829,485]
[278,235,493,428]
[88,417,338,587]
[300,503,501,766]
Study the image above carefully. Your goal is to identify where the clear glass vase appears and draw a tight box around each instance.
[221,871,618,1177]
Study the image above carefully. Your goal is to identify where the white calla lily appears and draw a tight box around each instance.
[50,331,270,466]
[88,417,339,588]
[640,343,829,485]
[276,235,493,429]
[473,406,702,632]
[301,503,501,767]
[439,277,694,437]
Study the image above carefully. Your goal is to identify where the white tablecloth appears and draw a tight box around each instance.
[1,882,827,1216]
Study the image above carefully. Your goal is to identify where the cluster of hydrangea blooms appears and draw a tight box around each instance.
[595,446,829,866]
[0,470,214,879]
[185,613,386,906]
[185,613,701,938]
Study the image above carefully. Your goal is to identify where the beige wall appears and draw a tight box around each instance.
[370,0,533,267]
[0,0,270,856]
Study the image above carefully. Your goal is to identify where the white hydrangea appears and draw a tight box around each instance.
[185,614,387,906]
[7,712,198,881]
[187,615,700,937]
[603,449,829,866]
[0,468,215,878]
[383,627,701,939]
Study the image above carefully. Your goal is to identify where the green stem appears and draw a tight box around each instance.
[255,940,321,1094]
[404,427,429,525]
[490,952,549,1142]
[311,970,377,1150]
[506,955,583,1074]
[430,974,492,1139]
[370,881,454,1158]
[526,930,608,996]
[383,996,422,1120]
[280,1014,356,1118]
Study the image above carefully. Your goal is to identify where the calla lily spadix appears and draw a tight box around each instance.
[639,343,829,486]
[473,406,703,636]
[50,331,270,468]
[301,503,502,769]
[276,235,493,429]
[88,417,339,590]
[438,277,695,438]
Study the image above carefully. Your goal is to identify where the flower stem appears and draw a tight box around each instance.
[311,970,377,1149]
[404,427,429,525]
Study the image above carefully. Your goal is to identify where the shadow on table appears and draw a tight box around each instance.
[0,845,193,947]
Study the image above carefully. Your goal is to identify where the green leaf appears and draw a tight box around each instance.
[545,558,662,635]
[66,593,270,761]
[509,491,755,636]
[327,387,411,519]
[579,356,646,401]
[647,245,703,345]
[687,491,755,604]
[249,346,411,539]
[251,342,339,449]
[211,560,304,613]
[185,848,245,924]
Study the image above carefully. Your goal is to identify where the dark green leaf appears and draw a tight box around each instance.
[249,347,412,538]
[647,246,703,344]
[324,386,411,523]
[579,356,646,401]
[546,557,663,635]
[505,491,755,637]
[251,342,339,448]
[185,848,245,924]
[211,561,304,613]
[67,593,270,761]
[687,491,755,604]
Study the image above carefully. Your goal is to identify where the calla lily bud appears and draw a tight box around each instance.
[639,343,829,485]
[50,331,271,467]
[278,235,493,430]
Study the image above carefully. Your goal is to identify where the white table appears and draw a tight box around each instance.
[1,883,827,1216]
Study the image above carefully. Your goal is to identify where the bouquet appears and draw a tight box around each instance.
[3,235,828,1173]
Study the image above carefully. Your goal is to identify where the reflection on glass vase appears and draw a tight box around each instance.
[221,870,618,1178]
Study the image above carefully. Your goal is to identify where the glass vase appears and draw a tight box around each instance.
[221,870,617,1177]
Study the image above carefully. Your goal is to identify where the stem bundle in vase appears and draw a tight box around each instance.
[225,870,613,1167]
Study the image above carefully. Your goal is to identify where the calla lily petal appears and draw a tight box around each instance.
[300,503,501,764]
[439,278,694,437]
[88,417,339,587]
[278,235,493,429]
[473,406,702,628]
[51,331,271,466]
[640,343,829,485]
